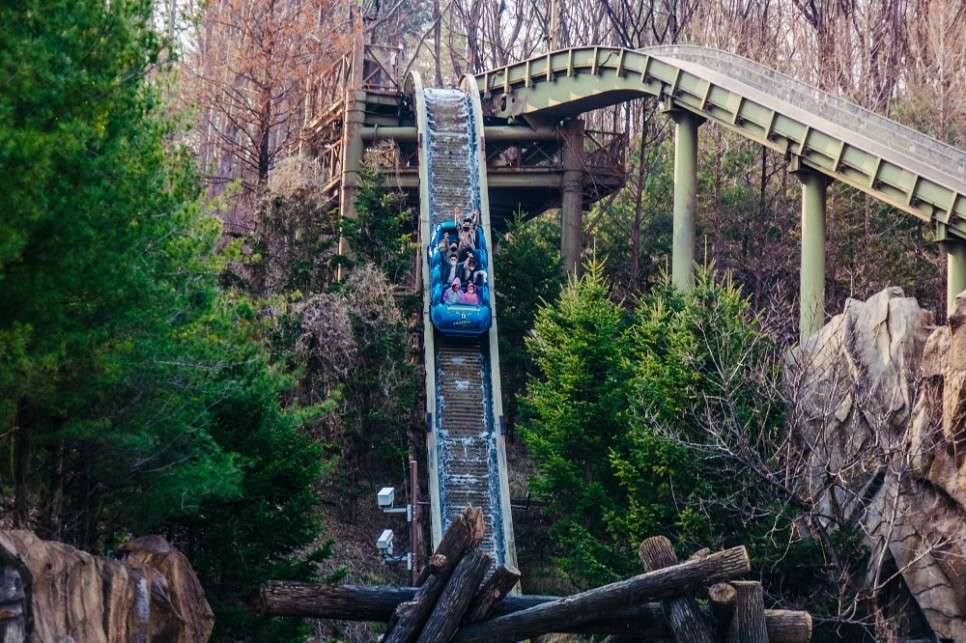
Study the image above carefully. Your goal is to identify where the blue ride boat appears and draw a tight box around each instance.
[428,221,492,337]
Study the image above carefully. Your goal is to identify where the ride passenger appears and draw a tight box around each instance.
[460,283,480,305]
[461,255,486,286]
[444,278,463,304]
[445,255,459,284]
[445,240,459,262]
[454,207,480,258]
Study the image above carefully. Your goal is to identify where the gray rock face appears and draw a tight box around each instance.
[0,531,213,643]
[787,287,966,640]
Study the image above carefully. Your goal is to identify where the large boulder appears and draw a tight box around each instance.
[787,287,966,640]
[0,531,213,643]
[786,287,933,522]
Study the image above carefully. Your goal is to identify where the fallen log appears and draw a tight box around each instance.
[383,555,451,643]
[451,546,751,643]
[257,583,812,642]
[259,583,415,619]
[416,549,491,643]
[463,564,520,624]
[638,536,713,643]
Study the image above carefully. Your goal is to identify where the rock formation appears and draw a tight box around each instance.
[787,287,966,640]
[0,532,213,642]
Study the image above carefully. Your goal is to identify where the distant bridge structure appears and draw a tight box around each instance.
[301,40,966,571]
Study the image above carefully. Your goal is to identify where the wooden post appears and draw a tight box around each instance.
[463,564,521,624]
[409,457,420,585]
[638,537,714,643]
[383,555,451,643]
[708,583,738,642]
[452,546,750,643]
[732,581,768,643]
[416,549,491,643]
[762,609,813,643]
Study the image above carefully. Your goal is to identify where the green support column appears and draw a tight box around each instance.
[340,91,366,223]
[946,239,966,317]
[560,119,585,276]
[667,110,702,291]
[795,166,829,339]
[336,91,366,279]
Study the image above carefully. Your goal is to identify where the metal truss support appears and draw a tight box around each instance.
[946,239,966,317]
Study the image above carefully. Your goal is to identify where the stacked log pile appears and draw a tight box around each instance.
[262,506,812,642]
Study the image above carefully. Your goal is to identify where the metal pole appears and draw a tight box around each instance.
[796,168,828,339]
[946,239,966,318]
[668,110,701,291]
[409,457,419,586]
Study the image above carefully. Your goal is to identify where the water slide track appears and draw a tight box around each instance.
[407,75,517,570]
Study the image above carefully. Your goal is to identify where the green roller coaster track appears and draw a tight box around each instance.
[474,46,966,238]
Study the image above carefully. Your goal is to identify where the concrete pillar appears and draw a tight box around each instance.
[946,239,966,317]
[560,119,585,276]
[668,110,702,291]
[796,168,829,339]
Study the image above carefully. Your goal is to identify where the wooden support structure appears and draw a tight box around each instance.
[261,582,812,642]
[260,505,812,642]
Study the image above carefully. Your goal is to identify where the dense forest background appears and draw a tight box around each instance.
[2,0,965,641]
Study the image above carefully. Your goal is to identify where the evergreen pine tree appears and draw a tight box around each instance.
[520,258,634,585]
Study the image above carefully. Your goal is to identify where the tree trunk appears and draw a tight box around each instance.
[637,536,714,643]
[415,505,483,587]
[13,402,32,528]
[416,549,491,643]
[383,555,451,643]
[732,581,768,643]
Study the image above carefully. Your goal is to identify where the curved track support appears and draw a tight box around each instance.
[472,45,966,322]
[473,46,966,237]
